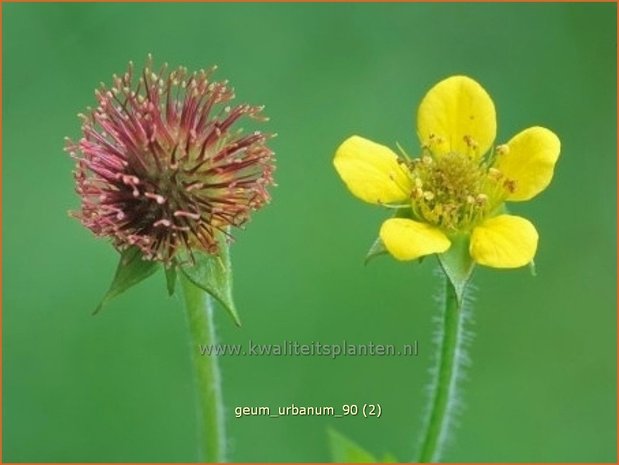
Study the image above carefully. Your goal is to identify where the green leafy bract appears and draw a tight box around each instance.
[94,246,159,315]
[180,239,241,327]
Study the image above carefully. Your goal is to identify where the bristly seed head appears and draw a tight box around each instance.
[66,56,275,264]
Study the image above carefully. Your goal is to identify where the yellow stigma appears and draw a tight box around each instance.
[409,152,506,231]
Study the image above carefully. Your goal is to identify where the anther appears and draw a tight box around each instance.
[488,167,502,179]
[463,135,479,149]
[504,179,517,193]
[496,144,510,155]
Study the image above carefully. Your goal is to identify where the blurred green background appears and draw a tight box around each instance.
[3,2,616,462]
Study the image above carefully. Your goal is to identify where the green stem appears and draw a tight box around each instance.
[180,273,227,462]
[417,277,465,462]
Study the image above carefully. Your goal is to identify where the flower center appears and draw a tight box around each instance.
[408,152,508,231]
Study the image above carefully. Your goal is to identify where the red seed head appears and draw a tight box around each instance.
[66,56,275,264]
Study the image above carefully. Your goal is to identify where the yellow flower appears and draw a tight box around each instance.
[333,76,560,269]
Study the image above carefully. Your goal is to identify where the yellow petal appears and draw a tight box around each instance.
[470,215,538,268]
[333,136,413,205]
[417,75,496,158]
[494,126,561,201]
[379,218,451,261]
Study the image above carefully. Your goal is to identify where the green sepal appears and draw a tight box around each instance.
[94,246,159,315]
[179,240,241,327]
[529,259,537,277]
[327,428,377,463]
[165,265,177,296]
[437,234,475,304]
[364,236,387,265]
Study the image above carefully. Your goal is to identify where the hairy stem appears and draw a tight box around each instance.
[417,276,466,462]
[180,273,226,462]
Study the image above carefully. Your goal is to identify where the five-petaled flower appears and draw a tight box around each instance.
[333,76,560,268]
